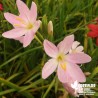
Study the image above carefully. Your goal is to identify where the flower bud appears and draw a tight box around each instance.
[48,21,53,36]
[84,72,91,76]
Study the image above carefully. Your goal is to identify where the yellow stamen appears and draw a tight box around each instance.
[60,63,66,71]
[16,17,25,24]
[57,53,65,61]
[14,24,20,27]
[26,23,33,29]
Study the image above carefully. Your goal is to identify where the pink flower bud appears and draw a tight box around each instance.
[48,21,53,35]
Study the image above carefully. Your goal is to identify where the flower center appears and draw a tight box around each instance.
[57,53,65,62]
[57,53,66,71]
[26,23,33,30]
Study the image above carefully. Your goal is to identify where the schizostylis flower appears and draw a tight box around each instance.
[63,80,83,97]
[42,35,91,83]
[2,0,41,47]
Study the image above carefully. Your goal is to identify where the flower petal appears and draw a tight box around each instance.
[72,41,80,49]
[14,36,23,43]
[63,82,79,97]
[66,53,91,64]
[76,46,83,52]
[23,32,35,47]
[30,2,37,22]
[43,40,58,58]
[4,13,19,25]
[57,65,73,83]
[88,31,98,38]
[32,20,41,33]
[66,62,86,82]
[42,59,58,79]
[16,0,30,20]
[88,24,98,32]
[2,28,26,38]
[57,35,74,54]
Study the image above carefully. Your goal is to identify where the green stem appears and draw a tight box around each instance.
[43,76,56,98]
[37,32,44,41]
[34,35,43,45]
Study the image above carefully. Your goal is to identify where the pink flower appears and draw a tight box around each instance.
[63,80,83,97]
[2,0,41,47]
[69,41,84,53]
[42,35,91,83]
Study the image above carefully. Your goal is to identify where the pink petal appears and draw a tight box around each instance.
[66,53,91,64]
[30,2,37,22]
[43,40,58,58]
[16,0,30,20]
[42,59,58,79]
[72,41,80,49]
[4,13,19,25]
[14,36,23,43]
[32,20,41,33]
[57,65,73,83]
[2,28,27,38]
[23,32,35,47]
[57,35,74,54]
[66,62,86,82]
[14,31,35,47]
[63,82,78,97]
[76,46,83,52]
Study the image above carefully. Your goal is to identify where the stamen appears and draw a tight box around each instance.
[14,24,20,27]
[60,63,66,70]
[16,17,25,24]
[26,23,33,29]
[57,53,65,61]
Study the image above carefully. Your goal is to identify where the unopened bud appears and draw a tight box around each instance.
[48,21,53,35]
[84,72,91,76]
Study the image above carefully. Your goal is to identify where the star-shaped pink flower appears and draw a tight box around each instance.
[2,0,41,47]
[42,35,91,83]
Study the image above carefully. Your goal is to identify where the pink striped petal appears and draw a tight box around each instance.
[66,53,91,64]
[14,36,23,43]
[32,20,41,33]
[76,46,83,52]
[57,65,73,83]
[23,32,35,47]
[43,40,58,58]
[30,2,37,22]
[63,83,78,97]
[57,35,74,54]
[66,62,86,82]
[4,13,19,25]
[42,59,58,79]
[72,41,80,49]
[2,28,26,38]
[16,0,30,20]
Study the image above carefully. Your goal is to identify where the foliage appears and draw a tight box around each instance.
[0,0,98,98]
